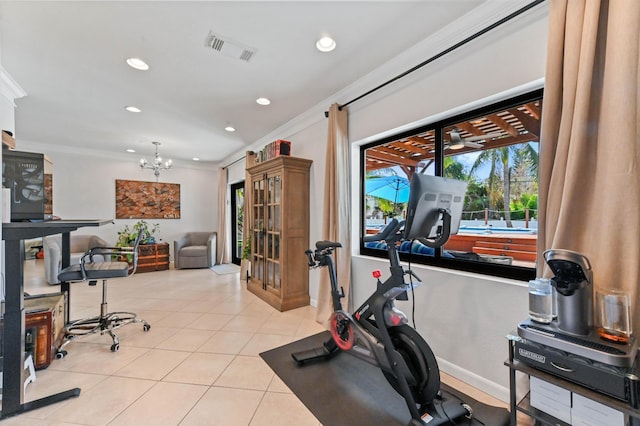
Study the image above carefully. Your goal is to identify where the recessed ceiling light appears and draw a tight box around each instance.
[126,149,136,153]
[316,36,336,52]
[225,126,236,132]
[125,106,141,113]
[256,97,271,106]
[192,157,200,161]
[126,57,149,71]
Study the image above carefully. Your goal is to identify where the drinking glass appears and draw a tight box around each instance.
[529,278,553,324]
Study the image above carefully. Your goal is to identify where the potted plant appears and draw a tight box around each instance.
[135,220,159,244]
[115,220,160,262]
[240,235,251,282]
[116,220,159,246]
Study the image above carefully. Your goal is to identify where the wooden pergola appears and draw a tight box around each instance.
[365,100,542,179]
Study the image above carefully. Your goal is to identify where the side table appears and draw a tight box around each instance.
[505,333,640,425]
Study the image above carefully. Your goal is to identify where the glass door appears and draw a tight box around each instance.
[264,172,281,293]
[230,181,244,265]
[251,175,265,284]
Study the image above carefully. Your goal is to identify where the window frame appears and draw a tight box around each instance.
[360,88,543,281]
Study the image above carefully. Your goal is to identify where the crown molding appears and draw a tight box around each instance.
[0,66,27,106]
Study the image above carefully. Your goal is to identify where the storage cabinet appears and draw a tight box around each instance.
[246,156,312,311]
[136,242,170,273]
[24,293,66,370]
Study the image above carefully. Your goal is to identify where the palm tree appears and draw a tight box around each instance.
[470,143,538,227]
[470,149,501,220]
[444,156,467,181]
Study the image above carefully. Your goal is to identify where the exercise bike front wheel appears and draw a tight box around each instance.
[330,311,355,351]
[382,324,441,411]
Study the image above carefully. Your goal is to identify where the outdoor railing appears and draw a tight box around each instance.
[461,208,538,228]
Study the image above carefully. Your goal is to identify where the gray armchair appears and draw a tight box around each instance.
[43,234,111,284]
[174,232,217,269]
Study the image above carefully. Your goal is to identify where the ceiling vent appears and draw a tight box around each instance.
[204,31,257,62]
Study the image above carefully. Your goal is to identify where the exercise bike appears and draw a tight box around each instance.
[292,192,472,425]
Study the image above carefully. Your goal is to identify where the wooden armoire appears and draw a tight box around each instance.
[245,155,312,311]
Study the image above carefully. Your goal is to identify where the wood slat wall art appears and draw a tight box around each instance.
[115,179,180,219]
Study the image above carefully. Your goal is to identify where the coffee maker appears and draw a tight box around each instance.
[545,249,593,335]
[518,249,637,367]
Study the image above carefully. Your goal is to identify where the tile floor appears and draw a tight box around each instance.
[3,259,515,425]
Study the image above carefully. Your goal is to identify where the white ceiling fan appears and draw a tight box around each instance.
[447,130,502,150]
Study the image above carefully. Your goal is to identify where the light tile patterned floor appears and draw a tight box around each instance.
[2,259,514,425]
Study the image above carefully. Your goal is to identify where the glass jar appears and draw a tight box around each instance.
[597,288,632,344]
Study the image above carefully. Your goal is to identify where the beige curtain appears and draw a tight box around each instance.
[539,0,640,328]
[217,167,230,265]
[316,103,351,326]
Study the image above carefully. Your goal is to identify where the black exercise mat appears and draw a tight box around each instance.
[260,331,510,426]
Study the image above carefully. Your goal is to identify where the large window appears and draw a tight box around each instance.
[361,89,542,280]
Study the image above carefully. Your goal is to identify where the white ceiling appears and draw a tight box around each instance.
[0,1,488,165]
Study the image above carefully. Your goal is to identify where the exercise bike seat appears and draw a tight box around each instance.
[316,241,342,250]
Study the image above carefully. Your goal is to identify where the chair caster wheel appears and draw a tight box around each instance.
[143,324,151,332]
[110,343,120,352]
[56,350,67,359]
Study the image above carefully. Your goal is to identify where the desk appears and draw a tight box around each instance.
[2,219,112,419]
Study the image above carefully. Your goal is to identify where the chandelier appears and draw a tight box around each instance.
[140,141,172,182]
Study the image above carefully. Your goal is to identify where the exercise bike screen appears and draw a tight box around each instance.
[404,174,468,241]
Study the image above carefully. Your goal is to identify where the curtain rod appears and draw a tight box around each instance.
[223,153,249,169]
[324,0,546,118]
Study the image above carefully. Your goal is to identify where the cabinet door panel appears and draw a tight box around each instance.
[274,206,281,231]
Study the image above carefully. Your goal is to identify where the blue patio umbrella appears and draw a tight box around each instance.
[365,176,410,205]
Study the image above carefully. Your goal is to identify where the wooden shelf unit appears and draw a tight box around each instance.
[246,156,312,311]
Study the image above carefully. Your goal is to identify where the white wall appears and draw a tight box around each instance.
[2,58,27,287]
[281,120,328,304]
[221,2,549,402]
[15,143,218,260]
[0,95,13,134]
[227,158,246,185]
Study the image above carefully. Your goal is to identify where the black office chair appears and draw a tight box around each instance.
[56,230,150,355]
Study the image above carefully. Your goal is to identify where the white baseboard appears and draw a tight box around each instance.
[437,357,511,403]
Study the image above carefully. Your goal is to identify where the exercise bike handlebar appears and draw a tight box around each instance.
[363,218,405,243]
[416,208,453,249]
